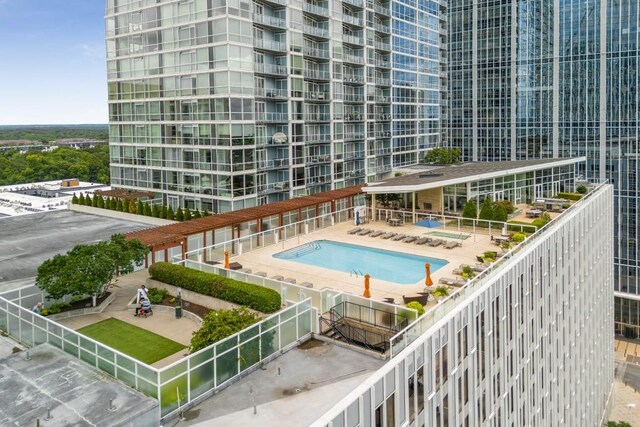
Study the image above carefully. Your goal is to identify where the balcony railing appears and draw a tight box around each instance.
[367,1,390,16]
[257,158,290,169]
[303,2,329,16]
[304,25,330,38]
[374,59,391,68]
[344,133,365,141]
[254,87,288,98]
[343,0,364,7]
[372,76,391,86]
[373,40,391,51]
[343,53,365,64]
[253,14,287,28]
[254,39,287,52]
[303,46,331,59]
[344,112,364,121]
[344,74,365,84]
[343,15,364,26]
[343,93,365,102]
[344,150,365,160]
[254,63,288,75]
[303,113,331,121]
[303,91,329,101]
[258,181,290,194]
[308,154,332,163]
[343,34,364,45]
[306,135,331,144]
[303,68,331,80]
[368,112,391,120]
[372,22,390,33]
[255,112,289,122]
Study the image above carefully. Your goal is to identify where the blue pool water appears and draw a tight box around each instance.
[273,240,448,285]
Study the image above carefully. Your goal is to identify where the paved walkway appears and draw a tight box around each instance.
[57,270,200,368]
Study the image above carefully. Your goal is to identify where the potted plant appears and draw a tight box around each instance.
[405,301,425,315]
[461,265,475,279]
[432,286,449,302]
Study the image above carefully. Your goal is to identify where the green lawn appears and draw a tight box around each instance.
[77,318,186,364]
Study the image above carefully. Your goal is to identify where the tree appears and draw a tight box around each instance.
[424,147,462,165]
[35,235,149,305]
[84,194,92,206]
[96,195,104,209]
[184,207,192,221]
[576,184,588,194]
[143,203,152,216]
[78,193,85,205]
[137,200,144,215]
[203,208,211,217]
[176,207,184,221]
[160,206,168,219]
[461,200,477,225]
[116,198,124,212]
[91,194,98,207]
[478,197,494,226]
[152,204,160,218]
[193,209,202,219]
[71,194,78,204]
[494,199,515,214]
[109,197,117,210]
[167,206,175,220]
[128,199,137,214]
[492,204,507,222]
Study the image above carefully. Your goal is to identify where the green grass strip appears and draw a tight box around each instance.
[78,317,186,364]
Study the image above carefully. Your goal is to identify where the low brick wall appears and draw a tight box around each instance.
[70,204,176,226]
[47,292,116,321]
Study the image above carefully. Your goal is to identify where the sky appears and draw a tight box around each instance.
[0,0,107,125]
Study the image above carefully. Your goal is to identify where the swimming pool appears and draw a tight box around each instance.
[273,240,448,284]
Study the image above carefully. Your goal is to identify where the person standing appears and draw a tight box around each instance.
[32,302,43,315]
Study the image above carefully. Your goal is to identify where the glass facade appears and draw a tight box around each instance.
[446,0,640,335]
[105,0,445,213]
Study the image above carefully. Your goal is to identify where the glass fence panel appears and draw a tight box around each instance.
[261,328,279,358]
[139,377,159,398]
[240,336,261,368]
[215,347,239,384]
[160,360,188,383]
[160,373,189,416]
[189,361,215,400]
[280,317,298,347]
[189,347,214,368]
[80,349,96,366]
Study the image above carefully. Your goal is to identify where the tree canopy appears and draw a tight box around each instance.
[36,235,149,304]
[0,146,109,185]
[0,124,108,142]
[424,147,462,165]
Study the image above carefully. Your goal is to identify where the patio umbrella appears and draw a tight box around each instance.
[425,263,433,287]
[363,274,371,298]
[224,250,230,269]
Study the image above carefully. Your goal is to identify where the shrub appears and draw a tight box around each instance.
[433,286,449,298]
[85,194,92,206]
[116,199,124,212]
[78,193,85,205]
[193,209,202,219]
[478,197,494,226]
[556,192,582,201]
[203,209,211,217]
[71,194,79,204]
[562,203,571,209]
[137,200,144,215]
[92,195,99,207]
[97,195,105,209]
[184,208,192,221]
[148,262,282,313]
[189,307,259,352]
[143,203,152,216]
[461,265,475,279]
[494,199,515,214]
[152,204,160,218]
[160,206,168,219]
[461,200,477,225]
[540,212,551,225]
[147,287,168,304]
[492,204,508,222]
[406,301,425,316]
[128,200,137,214]
[167,207,175,220]
[576,185,588,194]
[512,233,526,243]
[176,208,184,221]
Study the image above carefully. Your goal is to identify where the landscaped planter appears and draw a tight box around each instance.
[47,293,116,321]
[126,295,203,325]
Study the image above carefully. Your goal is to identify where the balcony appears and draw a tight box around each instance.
[258,181,290,194]
[344,150,365,160]
[343,0,364,8]
[343,93,365,103]
[303,2,329,16]
[343,74,365,84]
[344,112,364,121]
[368,130,391,139]
[258,158,290,170]
[368,112,391,121]
[254,87,288,99]
[343,53,365,65]
[373,40,391,51]
[255,112,289,122]
[307,175,330,186]
[369,94,390,103]
[343,15,363,26]
[254,39,287,52]
[303,68,331,80]
[344,133,365,141]
[303,25,330,38]
[303,113,331,122]
[372,76,391,86]
[368,164,392,174]
[367,1,390,16]
[305,135,331,145]
[303,46,331,59]
[253,14,287,29]
[374,59,391,68]
[303,91,329,101]
[254,63,288,76]
[372,22,390,33]
[343,34,364,46]
[308,154,332,163]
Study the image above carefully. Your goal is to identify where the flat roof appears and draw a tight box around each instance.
[0,210,148,287]
[365,158,585,193]
[125,185,364,248]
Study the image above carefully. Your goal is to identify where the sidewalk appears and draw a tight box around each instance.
[57,269,200,368]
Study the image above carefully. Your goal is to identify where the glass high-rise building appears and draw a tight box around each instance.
[105,0,445,214]
[446,0,640,337]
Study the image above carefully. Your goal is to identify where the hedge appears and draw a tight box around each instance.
[556,192,583,201]
[148,262,281,313]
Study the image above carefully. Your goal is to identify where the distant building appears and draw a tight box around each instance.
[51,139,108,149]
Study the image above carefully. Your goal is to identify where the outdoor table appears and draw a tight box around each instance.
[389,218,401,227]
[526,209,543,218]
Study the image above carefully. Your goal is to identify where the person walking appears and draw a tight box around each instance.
[32,302,43,315]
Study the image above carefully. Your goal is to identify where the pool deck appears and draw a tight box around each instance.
[230,221,499,304]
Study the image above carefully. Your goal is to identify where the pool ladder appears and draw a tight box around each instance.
[350,269,364,277]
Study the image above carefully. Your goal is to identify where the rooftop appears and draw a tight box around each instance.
[366,158,584,193]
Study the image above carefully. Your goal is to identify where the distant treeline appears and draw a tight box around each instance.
[0,146,110,185]
[0,124,108,143]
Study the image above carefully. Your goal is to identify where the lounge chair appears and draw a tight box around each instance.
[460,263,485,273]
[238,268,252,274]
[402,236,418,243]
[452,268,463,275]
[357,229,373,236]
[476,255,486,263]
[299,282,314,288]
[428,239,444,247]
[270,275,284,281]
[370,230,385,238]
[381,297,396,304]
[284,278,297,284]
[255,271,267,277]
[381,232,397,239]
[347,227,363,235]
[415,237,430,245]
[444,240,461,249]
[439,277,467,287]
[392,234,407,241]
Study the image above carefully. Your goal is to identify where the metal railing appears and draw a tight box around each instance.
[387,181,609,357]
